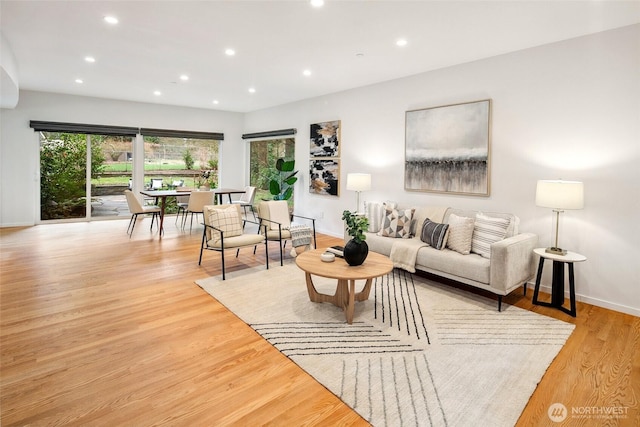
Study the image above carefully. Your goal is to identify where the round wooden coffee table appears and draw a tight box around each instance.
[295,248,393,324]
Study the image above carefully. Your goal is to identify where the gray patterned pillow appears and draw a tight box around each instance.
[420,218,449,250]
[378,207,415,238]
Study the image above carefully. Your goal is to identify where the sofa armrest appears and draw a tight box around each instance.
[489,233,538,293]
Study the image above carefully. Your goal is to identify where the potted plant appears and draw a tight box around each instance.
[269,158,298,200]
[342,210,370,266]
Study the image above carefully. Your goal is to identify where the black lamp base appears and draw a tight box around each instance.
[546,246,567,256]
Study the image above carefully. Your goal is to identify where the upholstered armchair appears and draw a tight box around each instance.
[199,204,268,280]
[257,200,316,265]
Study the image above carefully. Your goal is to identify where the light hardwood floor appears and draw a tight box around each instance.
[1,218,638,426]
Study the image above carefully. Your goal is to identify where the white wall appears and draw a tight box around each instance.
[0,91,246,227]
[1,25,638,316]
[243,25,640,316]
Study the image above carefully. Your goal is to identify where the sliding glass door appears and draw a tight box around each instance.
[39,132,133,221]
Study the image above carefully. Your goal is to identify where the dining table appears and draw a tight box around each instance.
[140,188,247,236]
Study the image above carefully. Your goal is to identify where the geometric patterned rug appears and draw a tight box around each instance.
[197,262,574,426]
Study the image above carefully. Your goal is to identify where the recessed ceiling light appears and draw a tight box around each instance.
[180,74,189,81]
[356,52,365,57]
[212,100,219,105]
[75,79,83,84]
[153,90,162,96]
[84,56,96,63]
[104,16,118,25]
[396,39,408,47]
[310,0,324,7]
[248,87,256,94]
[303,69,312,77]
[225,48,236,56]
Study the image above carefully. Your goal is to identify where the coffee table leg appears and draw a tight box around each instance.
[305,273,322,303]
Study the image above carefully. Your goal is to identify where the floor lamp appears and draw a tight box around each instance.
[535,180,584,255]
[346,173,371,213]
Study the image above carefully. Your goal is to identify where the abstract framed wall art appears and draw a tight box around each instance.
[405,99,491,196]
[310,120,340,158]
[309,159,340,196]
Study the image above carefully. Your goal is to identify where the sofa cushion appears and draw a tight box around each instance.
[471,213,510,258]
[378,207,415,238]
[420,218,449,250]
[417,247,490,284]
[446,213,475,254]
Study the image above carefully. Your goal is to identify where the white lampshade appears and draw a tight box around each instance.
[346,173,371,192]
[536,180,584,210]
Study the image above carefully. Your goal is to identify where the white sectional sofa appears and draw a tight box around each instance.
[359,203,538,310]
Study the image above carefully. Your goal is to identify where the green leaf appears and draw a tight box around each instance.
[284,176,298,186]
[275,158,285,172]
[280,159,296,172]
[269,180,281,195]
[282,187,293,200]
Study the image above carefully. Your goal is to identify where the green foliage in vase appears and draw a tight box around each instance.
[342,210,369,243]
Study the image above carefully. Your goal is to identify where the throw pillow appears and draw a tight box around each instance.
[446,213,475,255]
[420,218,449,250]
[208,206,242,244]
[378,207,415,238]
[365,201,384,232]
[471,213,510,258]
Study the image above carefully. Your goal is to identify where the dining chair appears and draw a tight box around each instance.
[124,190,161,237]
[256,200,317,265]
[150,178,163,190]
[199,204,268,280]
[231,186,257,221]
[183,190,214,232]
[174,187,193,225]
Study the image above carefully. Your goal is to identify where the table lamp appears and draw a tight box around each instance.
[535,179,584,255]
[346,173,371,213]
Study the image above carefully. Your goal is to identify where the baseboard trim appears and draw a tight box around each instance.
[525,281,639,317]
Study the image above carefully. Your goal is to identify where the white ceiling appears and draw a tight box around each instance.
[1,1,639,113]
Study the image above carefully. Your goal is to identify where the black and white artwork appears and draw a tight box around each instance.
[309,159,340,196]
[310,120,340,158]
[405,99,491,196]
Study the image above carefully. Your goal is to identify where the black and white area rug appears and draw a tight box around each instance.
[196,263,574,426]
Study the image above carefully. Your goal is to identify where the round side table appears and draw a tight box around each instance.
[532,248,587,317]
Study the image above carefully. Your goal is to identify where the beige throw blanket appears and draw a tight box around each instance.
[390,238,428,273]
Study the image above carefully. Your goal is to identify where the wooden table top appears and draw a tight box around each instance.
[295,248,393,280]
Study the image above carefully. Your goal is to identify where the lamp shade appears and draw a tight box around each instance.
[536,180,584,210]
[346,173,371,192]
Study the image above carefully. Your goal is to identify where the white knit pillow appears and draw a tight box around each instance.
[471,213,510,258]
[446,213,475,255]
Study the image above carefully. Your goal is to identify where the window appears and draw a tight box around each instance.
[39,132,134,221]
[142,136,219,191]
[249,138,295,206]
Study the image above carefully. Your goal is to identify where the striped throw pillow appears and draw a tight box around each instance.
[471,213,510,258]
[420,218,449,250]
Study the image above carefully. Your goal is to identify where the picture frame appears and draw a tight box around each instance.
[309,159,340,196]
[405,99,491,196]
[310,120,340,158]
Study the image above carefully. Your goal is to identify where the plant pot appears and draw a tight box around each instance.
[343,239,369,266]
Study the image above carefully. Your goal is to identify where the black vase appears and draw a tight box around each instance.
[344,239,369,266]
